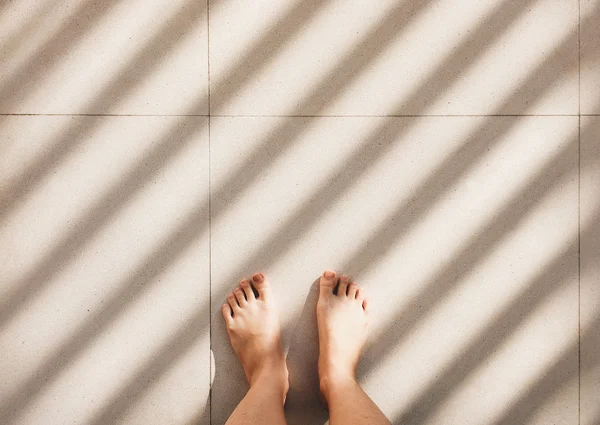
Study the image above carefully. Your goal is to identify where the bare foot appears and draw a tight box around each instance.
[316,270,369,401]
[222,273,288,399]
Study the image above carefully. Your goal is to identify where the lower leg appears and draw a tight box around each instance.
[225,369,288,425]
[321,376,390,425]
[222,273,289,425]
[317,271,391,425]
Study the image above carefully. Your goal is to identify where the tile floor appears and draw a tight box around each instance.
[0,1,598,424]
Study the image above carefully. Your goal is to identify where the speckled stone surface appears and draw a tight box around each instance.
[0,116,210,425]
[209,0,579,116]
[209,115,579,425]
[581,116,600,425]
[581,0,600,114]
[0,1,596,424]
[0,0,208,115]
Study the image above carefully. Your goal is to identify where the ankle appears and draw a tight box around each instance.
[319,371,357,401]
[249,360,289,397]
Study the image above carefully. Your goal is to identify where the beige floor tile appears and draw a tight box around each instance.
[0,116,210,425]
[209,115,579,425]
[581,0,600,114]
[209,0,578,116]
[581,116,600,425]
[0,1,208,115]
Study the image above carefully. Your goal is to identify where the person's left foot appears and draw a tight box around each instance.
[222,273,288,398]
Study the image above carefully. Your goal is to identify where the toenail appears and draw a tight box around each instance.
[324,271,336,279]
[240,280,249,286]
[252,273,264,283]
[341,275,350,281]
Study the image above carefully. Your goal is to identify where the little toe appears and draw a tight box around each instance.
[222,304,233,326]
[319,270,337,296]
[240,279,255,301]
[355,288,364,301]
[251,272,269,300]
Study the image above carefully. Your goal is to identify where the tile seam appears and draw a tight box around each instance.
[207,0,213,423]
[577,0,582,423]
[206,114,584,118]
[1,114,595,118]
[0,114,210,117]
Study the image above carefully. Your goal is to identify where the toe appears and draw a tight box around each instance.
[319,270,337,296]
[347,282,359,299]
[233,287,246,306]
[355,288,364,301]
[251,272,269,300]
[240,279,255,301]
[227,294,240,312]
[222,304,233,326]
[338,275,350,297]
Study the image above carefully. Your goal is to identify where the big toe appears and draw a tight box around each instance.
[319,270,337,296]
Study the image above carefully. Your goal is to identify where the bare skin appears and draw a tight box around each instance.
[222,270,390,425]
[222,273,288,425]
[317,270,391,425]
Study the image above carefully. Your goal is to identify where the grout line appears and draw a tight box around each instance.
[579,0,582,118]
[578,115,582,425]
[206,0,212,424]
[207,113,585,118]
[0,113,210,117]
[577,1,581,424]
[0,113,591,118]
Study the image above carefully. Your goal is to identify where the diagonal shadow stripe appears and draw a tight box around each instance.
[0,204,207,424]
[355,113,595,382]
[352,20,600,388]
[83,4,584,420]
[0,113,208,332]
[209,0,334,113]
[211,7,595,416]
[2,0,526,338]
[0,0,440,395]
[210,0,543,296]
[487,316,595,425]
[1,0,441,418]
[396,228,579,424]
[356,124,579,365]
[0,2,56,65]
[2,0,568,420]
[212,0,578,323]
[376,115,600,425]
[86,305,211,425]
[0,2,206,223]
[488,285,600,425]
[390,302,600,425]
[210,0,539,224]
[0,0,122,111]
[0,0,332,224]
[77,0,576,418]
[341,18,587,279]
[0,0,335,331]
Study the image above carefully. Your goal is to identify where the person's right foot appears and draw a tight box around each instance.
[316,270,369,400]
[222,273,288,400]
